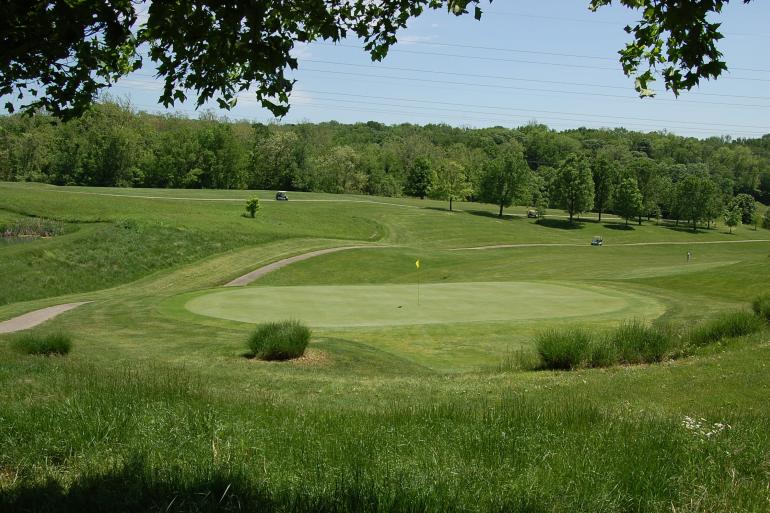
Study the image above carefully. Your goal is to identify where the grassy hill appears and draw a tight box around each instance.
[1,182,769,512]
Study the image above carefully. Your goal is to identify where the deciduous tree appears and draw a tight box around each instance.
[430,159,472,212]
[478,142,531,217]
[613,177,643,226]
[553,154,594,224]
[724,203,741,234]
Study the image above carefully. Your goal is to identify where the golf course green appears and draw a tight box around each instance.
[185,281,664,327]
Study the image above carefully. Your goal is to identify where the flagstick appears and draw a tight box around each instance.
[417,267,421,306]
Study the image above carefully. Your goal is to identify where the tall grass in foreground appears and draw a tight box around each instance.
[11,332,72,355]
[687,310,764,347]
[2,361,768,513]
[247,320,310,360]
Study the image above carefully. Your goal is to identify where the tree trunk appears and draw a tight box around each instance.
[449,197,453,211]
[498,203,504,218]
[569,211,574,224]
[598,208,603,222]
[638,214,642,226]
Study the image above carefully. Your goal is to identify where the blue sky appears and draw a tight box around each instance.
[97,2,770,138]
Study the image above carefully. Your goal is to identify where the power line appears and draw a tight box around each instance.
[318,42,770,83]
[296,67,770,110]
[399,40,770,75]
[292,100,767,137]
[114,75,770,132]
[109,89,769,137]
[301,59,770,101]
[300,89,770,131]
[484,9,770,39]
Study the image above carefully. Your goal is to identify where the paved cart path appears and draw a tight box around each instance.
[225,246,386,286]
[0,302,90,334]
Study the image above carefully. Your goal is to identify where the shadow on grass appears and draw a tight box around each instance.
[464,209,518,221]
[1,456,542,513]
[603,223,635,231]
[660,223,708,235]
[536,218,586,230]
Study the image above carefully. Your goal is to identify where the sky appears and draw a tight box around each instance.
[73,2,770,138]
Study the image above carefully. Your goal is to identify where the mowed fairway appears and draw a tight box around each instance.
[185,281,664,327]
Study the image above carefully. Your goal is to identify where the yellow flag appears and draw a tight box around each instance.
[415,259,420,269]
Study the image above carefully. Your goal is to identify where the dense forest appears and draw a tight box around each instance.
[1,101,769,226]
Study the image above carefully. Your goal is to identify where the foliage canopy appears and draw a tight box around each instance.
[1,1,754,119]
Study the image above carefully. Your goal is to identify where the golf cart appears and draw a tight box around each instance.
[591,236,603,246]
[527,209,539,218]
[275,191,289,201]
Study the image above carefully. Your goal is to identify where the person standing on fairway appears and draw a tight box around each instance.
[687,251,692,263]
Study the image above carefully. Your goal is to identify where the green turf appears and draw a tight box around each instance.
[186,281,664,327]
[1,181,770,512]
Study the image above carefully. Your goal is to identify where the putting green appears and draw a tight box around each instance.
[185,281,664,328]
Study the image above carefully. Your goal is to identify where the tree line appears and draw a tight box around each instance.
[1,101,768,229]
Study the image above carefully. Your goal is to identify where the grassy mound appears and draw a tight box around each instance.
[688,310,764,347]
[247,320,311,361]
[11,332,72,356]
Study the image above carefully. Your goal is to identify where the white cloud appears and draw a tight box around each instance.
[398,34,438,45]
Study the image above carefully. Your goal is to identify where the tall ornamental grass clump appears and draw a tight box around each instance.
[247,320,310,361]
[752,294,770,323]
[604,319,678,364]
[535,328,592,370]
[688,310,764,348]
[11,332,72,355]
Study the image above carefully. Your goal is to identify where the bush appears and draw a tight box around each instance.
[535,328,593,370]
[688,311,764,347]
[605,319,677,364]
[245,197,260,218]
[11,332,72,355]
[247,320,310,361]
[752,294,770,323]
[764,209,770,229]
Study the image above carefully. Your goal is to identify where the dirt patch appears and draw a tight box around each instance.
[291,348,331,367]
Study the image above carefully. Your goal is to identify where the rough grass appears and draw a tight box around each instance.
[0,217,64,238]
[247,320,311,361]
[11,332,72,355]
[601,319,680,364]
[3,361,769,513]
[535,328,593,370]
[752,293,770,323]
[688,310,765,348]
